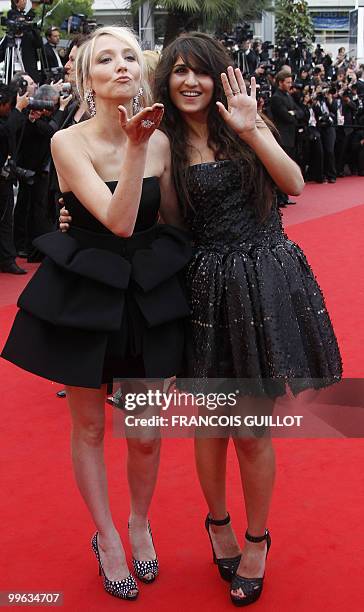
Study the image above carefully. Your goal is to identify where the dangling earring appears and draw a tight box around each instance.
[133,87,144,115]
[85,89,96,117]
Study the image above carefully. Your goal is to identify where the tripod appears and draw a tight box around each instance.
[1,35,24,84]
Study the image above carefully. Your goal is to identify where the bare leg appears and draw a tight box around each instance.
[231,397,276,600]
[194,437,241,558]
[125,396,161,579]
[66,385,136,593]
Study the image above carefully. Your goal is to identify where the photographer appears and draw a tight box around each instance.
[235,39,259,76]
[14,83,70,261]
[0,82,29,274]
[47,35,89,224]
[0,0,44,84]
[55,35,89,127]
[351,108,364,176]
[335,89,356,177]
[301,88,325,183]
[356,70,364,97]
[334,47,348,72]
[314,87,337,183]
[295,66,311,88]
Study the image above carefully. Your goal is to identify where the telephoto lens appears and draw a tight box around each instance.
[28,98,55,111]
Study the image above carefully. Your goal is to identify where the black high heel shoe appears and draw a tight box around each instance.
[91,532,139,600]
[230,529,271,607]
[128,520,159,583]
[205,513,242,582]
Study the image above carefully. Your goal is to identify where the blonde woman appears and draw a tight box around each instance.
[2,26,190,600]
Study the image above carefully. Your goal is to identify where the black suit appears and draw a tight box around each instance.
[14,111,65,257]
[356,79,364,97]
[270,89,298,205]
[0,109,26,265]
[43,41,62,71]
[270,89,297,155]
[314,99,337,180]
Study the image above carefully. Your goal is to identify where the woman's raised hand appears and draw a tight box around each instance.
[118,103,164,146]
[217,67,258,140]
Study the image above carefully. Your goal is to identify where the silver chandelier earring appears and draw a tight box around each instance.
[133,87,144,115]
[85,89,96,117]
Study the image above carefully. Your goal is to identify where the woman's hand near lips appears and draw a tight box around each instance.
[118,103,164,146]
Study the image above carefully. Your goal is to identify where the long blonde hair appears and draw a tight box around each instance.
[75,25,152,111]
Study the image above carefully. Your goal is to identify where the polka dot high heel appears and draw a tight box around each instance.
[128,520,159,584]
[91,532,139,600]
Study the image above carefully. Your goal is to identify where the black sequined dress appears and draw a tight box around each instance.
[1,179,192,388]
[182,160,342,396]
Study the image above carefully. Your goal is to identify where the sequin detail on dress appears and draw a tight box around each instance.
[182,160,342,396]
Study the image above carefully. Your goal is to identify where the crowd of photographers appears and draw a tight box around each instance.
[0,0,89,274]
[219,26,364,205]
[1,10,364,273]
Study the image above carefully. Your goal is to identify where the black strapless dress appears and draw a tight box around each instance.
[1,179,192,388]
[181,161,342,396]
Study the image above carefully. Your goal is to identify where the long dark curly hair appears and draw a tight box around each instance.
[154,32,276,221]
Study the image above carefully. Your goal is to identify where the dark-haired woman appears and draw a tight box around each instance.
[152,33,342,606]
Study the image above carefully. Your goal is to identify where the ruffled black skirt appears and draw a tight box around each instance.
[1,224,192,388]
[181,238,342,397]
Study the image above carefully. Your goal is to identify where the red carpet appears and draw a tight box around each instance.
[1,178,364,611]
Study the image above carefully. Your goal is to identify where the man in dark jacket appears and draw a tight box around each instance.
[14,85,67,261]
[270,70,298,158]
[0,83,29,274]
[43,26,63,75]
[270,70,298,205]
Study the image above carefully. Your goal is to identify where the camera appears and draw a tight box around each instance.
[60,82,72,98]
[44,66,65,82]
[317,112,333,127]
[235,23,254,44]
[12,76,28,96]
[0,157,35,184]
[0,13,35,38]
[60,13,97,35]
[27,97,56,111]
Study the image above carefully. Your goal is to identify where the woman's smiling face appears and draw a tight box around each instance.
[168,56,214,115]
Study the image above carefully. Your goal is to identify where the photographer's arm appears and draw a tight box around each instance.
[48,95,73,132]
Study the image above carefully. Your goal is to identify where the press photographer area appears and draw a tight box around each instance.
[0,0,93,274]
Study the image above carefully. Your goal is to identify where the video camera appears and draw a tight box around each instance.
[0,11,35,39]
[44,66,65,82]
[235,23,254,44]
[60,13,97,35]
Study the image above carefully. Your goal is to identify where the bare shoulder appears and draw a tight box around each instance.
[151,129,171,153]
[51,121,90,150]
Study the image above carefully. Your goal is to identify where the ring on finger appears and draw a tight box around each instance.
[141,119,155,128]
